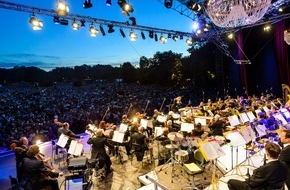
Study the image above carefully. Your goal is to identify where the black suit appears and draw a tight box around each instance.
[21,157,60,190]
[87,136,114,172]
[131,132,148,161]
[279,145,290,189]
[228,160,288,190]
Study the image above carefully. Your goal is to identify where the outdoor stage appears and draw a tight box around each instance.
[0,133,283,190]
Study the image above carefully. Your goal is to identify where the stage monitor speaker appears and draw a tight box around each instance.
[65,175,83,190]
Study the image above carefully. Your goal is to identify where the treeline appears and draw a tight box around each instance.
[0,44,227,89]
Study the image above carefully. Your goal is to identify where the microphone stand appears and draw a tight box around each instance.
[159,97,166,112]
[102,107,110,121]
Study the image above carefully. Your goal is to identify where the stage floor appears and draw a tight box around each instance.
[0,134,275,190]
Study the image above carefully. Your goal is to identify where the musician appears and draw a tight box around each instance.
[21,145,63,190]
[87,129,114,175]
[208,114,225,136]
[278,129,290,189]
[172,96,182,113]
[228,142,288,190]
[131,126,148,162]
[14,137,29,182]
[190,122,206,138]
[121,114,131,124]
[257,112,268,129]
[57,122,80,156]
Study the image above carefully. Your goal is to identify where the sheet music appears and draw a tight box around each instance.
[112,131,125,143]
[273,113,288,125]
[239,126,255,143]
[147,119,153,128]
[184,163,203,172]
[154,127,164,137]
[224,131,246,146]
[194,117,207,126]
[56,134,69,148]
[68,140,83,156]
[140,119,148,129]
[263,106,270,115]
[255,109,262,116]
[119,123,128,132]
[228,115,241,127]
[199,141,224,161]
[246,111,256,122]
[255,124,267,137]
[239,113,249,124]
[180,123,194,132]
[157,115,167,123]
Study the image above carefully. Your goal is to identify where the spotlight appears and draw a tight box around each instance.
[129,17,136,26]
[80,20,86,28]
[118,0,133,15]
[141,31,146,40]
[29,15,43,30]
[159,35,167,44]
[90,25,99,37]
[129,30,138,41]
[108,24,115,33]
[120,28,126,38]
[106,0,112,6]
[99,25,106,36]
[154,33,158,42]
[83,0,93,8]
[53,16,60,24]
[227,33,234,39]
[172,35,178,41]
[186,38,193,46]
[59,19,68,25]
[187,1,201,12]
[149,31,154,39]
[72,19,80,30]
[263,24,271,32]
[180,35,183,40]
[57,0,69,16]
[164,0,173,9]
[168,33,172,38]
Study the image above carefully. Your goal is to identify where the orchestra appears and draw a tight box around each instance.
[9,92,290,190]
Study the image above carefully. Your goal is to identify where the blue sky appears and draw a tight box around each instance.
[0,0,194,71]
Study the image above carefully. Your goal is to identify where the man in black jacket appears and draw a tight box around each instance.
[87,129,114,175]
[278,129,290,189]
[228,142,288,190]
[21,145,63,190]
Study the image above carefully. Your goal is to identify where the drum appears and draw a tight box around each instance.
[180,138,190,150]
[174,150,189,163]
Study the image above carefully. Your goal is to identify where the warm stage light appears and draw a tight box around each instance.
[118,0,133,16]
[284,29,290,45]
[35,139,42,145]
[57,0,69,16]
[129,30,138,41]
[227,33,234,39]
[263,24,271,32]
[83,0,93,8]
[90,25,99,37]
[172,35,178,41]
[186,38,193,46]
[159,35,167,44]
[89,25,99,37]
[72,19,80,30]
[29,15,43,30]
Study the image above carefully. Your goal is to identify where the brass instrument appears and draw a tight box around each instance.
[211,159,219,190]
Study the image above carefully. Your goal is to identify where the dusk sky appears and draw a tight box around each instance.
[0,0,195,71]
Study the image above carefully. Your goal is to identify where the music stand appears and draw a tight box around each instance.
[111,131,126,164]
[223,131,247,176]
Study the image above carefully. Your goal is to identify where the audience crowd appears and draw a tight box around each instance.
[0,81,198,150]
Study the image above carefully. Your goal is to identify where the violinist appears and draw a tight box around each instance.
[21,145,63,190]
